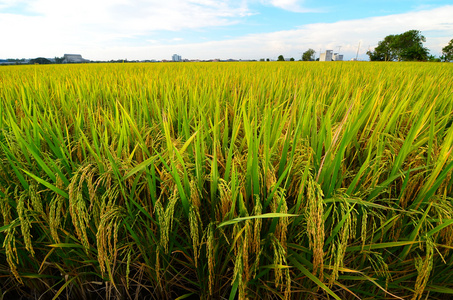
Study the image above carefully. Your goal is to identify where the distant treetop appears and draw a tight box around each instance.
[442,39,453,62]
[367,30,429,61]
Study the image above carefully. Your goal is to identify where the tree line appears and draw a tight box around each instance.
[367,30,453,62]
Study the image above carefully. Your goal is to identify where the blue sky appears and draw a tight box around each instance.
[1,0,453,60]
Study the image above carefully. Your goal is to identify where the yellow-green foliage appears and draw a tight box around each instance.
[0,62,452,299]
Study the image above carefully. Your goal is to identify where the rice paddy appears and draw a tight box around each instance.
[0,61,452,299]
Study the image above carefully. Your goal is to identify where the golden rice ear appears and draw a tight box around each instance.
[96,202,124,278]
[29,184,43,216]
[274,188,289,251]
[265,163,277,193]
[188,204,201,267]
[155,188,179,255]
[68,169,91,254]
[48,174,68,243]
[218,178,232,220]
[270,234,291,297]
[49,194,64,243]
[3,225,22,283]
[361,207,368,250]
[0,188,12,229]
[231,247,243,299]
[154,200,166,253]
[252,196,262,255]
[189,178,201,209]
[207,222,215,296]
[306,176,325,280]
[17,189,34,257]
[242,220,252,288]
[328,201,352,287]
[412,239,434,300]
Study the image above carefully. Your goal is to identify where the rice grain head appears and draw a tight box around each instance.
[218,179,232,220]
[412,239,434,300]
[68,173,91,253]
[306,177,325,279]
[0,188,12,225]
[17,189,34,256]
[188,204,201,267]
[3,223,21,283]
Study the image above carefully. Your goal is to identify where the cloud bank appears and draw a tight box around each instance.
[1,1,452,60]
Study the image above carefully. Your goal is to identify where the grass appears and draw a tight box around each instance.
[0,61,452,299]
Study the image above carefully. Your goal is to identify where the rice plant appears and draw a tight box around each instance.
[0,62,452,299]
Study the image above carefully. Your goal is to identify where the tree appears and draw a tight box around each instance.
[428,55,441,62]
[367,30,429,61]
[55,56,64,64]
[30,57,52,64]
[441,39,453,62]
[277,55,285,61]
[395,30,429,61]
[289,57,295,61]
[367,34,397,61]
[302,49,316,61]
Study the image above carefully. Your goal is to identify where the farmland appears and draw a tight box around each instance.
[0,62,452,299]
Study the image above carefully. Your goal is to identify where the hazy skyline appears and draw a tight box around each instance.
[1,0,453,61]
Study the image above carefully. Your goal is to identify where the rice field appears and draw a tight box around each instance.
[0,61,452,299]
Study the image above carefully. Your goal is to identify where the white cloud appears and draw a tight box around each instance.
[14,0,251,32]
[0,0,24,9]
[262,0,312,12]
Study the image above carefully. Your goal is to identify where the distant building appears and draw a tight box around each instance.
[0,59,29,65]
[62,54,88,63]
[320,50,343,61]
[172,54,182,62]
[319,50,333,61]
[333,53,344,61]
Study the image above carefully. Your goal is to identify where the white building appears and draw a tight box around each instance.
[319,50,333,61]
[333,53,344,61]
[172,54,182,62]
[62,54,88,63]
